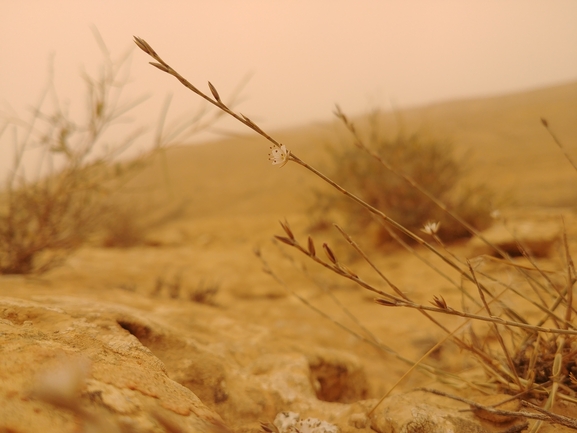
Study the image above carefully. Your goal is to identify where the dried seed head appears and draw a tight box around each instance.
[274,235,295,247]
[431,295,448,310]
[334,105,347,122]
[133,36,155,56]
[322,243,337,264]
[150,62,170,73]
[307,236,316,257]
[279,220,294,240]
[208,81,221,102]
[374,298,397,307]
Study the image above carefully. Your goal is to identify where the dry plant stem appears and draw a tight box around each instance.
[271,239,384,346]
[276,225,512,399]
[334,220,525,413]
[133,37,283,149]
[333,224,499,389]
[368,272,540,415]
[275,224,507,387]
[496,215,565,302]
[279,222,539,396]
[419,388,577,430]
[378,218,463,291]
[468,260,523,390]
[275,229,401,302]
[528,336,565,433]
[512,227,577,319]
[366,305,495,417]
[526,226,577,337]
[528,229,577,432]
[335,108,558,325]
[334,105,510,259]
[278,220,403,296]
[541,117,577,172]
[254,248,457,381]
[482,256,558,273]
[133,36,473,289]
[333,224,404,299]
[463,250,570,328]
[375,298,577,335]
[269,231,504,393]
[333,109,572,326]
[520,243,562,300]
[290,154,470,279]
[478,268,575,331]
[334,224,481,346]
[525,399,577,430]
[431,233,468,270]
[562,224,577,326]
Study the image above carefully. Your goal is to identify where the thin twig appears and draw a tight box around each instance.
[541,118,577,173]
[418,388,577,430]
[375,298,577,335]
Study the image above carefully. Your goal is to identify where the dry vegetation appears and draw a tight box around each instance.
[134,35,577,431]
[0,33,574,432]
[314,110,496,244]
[0,35,226,274]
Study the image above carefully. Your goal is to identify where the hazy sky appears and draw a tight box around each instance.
[1,1,576,174]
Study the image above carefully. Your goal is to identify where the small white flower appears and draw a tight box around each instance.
[421,221,440,235]
[269,144,290,167]
[490,209,501,219]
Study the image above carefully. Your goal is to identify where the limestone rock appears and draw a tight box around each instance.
[0,297,226,433]
[273,411,339,433]
[0,294,374,432]
[369,392,489,433]
[467,212,562,258]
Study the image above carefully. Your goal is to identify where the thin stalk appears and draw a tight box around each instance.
[376,298,577,335]
[541,118,577,173]
[468,260,523,390]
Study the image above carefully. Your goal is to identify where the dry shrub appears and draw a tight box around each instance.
[0,46,140,273]
[0,34,221,274]
[0,164,114,274]
[98,197,189,248]
[317,112,495,244]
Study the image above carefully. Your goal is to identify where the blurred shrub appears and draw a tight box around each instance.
[315,112,496,244]
[0,36,218,274]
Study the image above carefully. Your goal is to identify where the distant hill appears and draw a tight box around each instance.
[128,80,577,222]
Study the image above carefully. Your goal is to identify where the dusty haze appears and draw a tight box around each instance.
[1,1,576,174]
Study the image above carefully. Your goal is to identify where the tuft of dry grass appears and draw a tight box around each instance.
[135,36,577,431]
